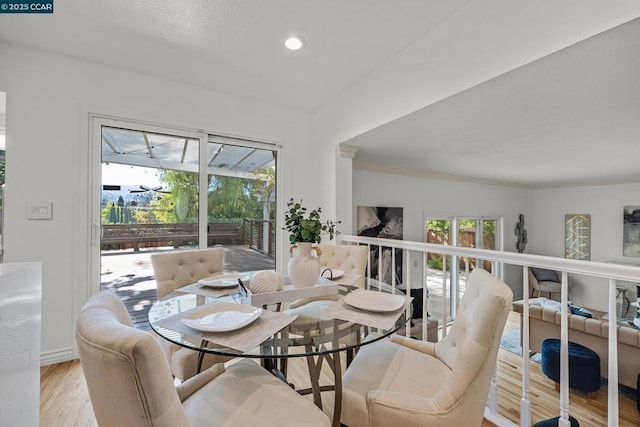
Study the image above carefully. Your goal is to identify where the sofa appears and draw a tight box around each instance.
[513,298,640,389]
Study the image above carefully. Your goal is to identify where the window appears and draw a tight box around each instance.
[425,216,502,322]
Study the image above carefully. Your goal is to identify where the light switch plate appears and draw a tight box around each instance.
[26,201,53,220]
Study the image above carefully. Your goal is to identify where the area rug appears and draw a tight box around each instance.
[500,328,542,363]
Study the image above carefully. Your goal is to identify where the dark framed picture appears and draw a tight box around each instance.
[357,206,403,284]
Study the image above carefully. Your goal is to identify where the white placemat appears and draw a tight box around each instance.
[321,296,412,330]
[154,302,297,353]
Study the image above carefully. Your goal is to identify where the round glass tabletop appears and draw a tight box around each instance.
[148,279,412,359]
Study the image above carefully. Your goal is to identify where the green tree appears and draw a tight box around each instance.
[151,168,272,224]
[108,203,117,224]
[248,167,276,220]
[154,171,199,223]
[208,175,262,220]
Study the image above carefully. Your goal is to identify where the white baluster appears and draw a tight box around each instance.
[608,278,619,427]
[442,255,447,338]
[520,266,531,427]
[559,271,570,427]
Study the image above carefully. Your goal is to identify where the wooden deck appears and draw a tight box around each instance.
[100,244,275,329]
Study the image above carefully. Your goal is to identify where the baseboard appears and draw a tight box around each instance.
[40,347,75,366]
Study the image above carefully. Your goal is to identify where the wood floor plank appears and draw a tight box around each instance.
[41,313,640,426]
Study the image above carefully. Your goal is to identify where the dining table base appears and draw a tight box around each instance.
[295,347,343,427]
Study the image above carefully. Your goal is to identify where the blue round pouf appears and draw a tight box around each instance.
[533,415,580,427]
[541,339,600,393]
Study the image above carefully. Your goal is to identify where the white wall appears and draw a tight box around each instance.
[0,42,316,363]
[530,183,640,311]
[353,169,533,297]
[353,171,640,310]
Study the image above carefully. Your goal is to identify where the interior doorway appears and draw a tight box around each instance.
[91,117,279,328]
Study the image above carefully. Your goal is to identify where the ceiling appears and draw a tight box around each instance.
[348,17,640,188]
[1,1,639,188]
[101,126,274,178]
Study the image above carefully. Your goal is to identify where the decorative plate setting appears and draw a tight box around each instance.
[197,278,240,288]
[181,302,263,332]
[198,273,251,288]
[344,290,406,313]
[321,268,345,280]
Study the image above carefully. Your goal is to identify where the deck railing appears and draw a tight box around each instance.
[338,234,640,427]
[242,219,275,256]
[100,222,243,251]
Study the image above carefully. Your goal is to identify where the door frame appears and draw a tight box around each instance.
[88,115,284,298]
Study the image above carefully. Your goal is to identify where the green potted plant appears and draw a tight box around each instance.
[283,198,340,288]
[284,198,339,244]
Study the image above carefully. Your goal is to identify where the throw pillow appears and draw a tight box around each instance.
[531,267,560,283]
[568,303,593,318]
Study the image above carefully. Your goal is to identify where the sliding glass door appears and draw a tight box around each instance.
[91,117,280,328]
[425,216,501,323]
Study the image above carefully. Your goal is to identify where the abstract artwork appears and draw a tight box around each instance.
[623,206,640,257]
[565,214,590,260]
[357,206,403,285]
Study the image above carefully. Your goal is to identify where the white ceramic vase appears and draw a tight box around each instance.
[288,242,321,288]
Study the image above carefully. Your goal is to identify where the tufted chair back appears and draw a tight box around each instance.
[432,268,513,413]
[316,244,369,287]
[76,292,190,427]
[151,248,224,298]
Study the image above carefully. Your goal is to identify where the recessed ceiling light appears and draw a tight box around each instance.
[284,36,304,51]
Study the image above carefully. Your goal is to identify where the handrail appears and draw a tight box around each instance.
[340,234,640,282]
[338,234,640,427]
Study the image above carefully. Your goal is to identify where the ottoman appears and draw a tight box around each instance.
[533,415,580,427]
[541,338,600,398]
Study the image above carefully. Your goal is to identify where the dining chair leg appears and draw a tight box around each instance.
[328,351,343,427]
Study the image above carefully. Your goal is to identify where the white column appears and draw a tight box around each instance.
[336,143,357,237]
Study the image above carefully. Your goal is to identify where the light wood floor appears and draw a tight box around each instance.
[41,312,640,426]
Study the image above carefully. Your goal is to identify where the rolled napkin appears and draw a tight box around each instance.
[249,270,285,294]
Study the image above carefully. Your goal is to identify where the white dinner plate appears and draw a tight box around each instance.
[181,302,263,332]
[197,278,240,288]
[321,268,344,280]
[344,290,406,313]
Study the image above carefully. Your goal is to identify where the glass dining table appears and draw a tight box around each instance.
[148,276,412,427]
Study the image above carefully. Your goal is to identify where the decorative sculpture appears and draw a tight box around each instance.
[515,214,527,253]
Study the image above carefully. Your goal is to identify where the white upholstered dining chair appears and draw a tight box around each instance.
[340,268,513,427]
[317,243,369,287]
[76,292,330,427]
[150,248,229,381]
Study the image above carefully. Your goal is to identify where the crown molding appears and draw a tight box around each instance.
[338,143,358,158]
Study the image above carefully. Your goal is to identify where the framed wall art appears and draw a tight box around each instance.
[623,206,640,257]
[565,214,590,260]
